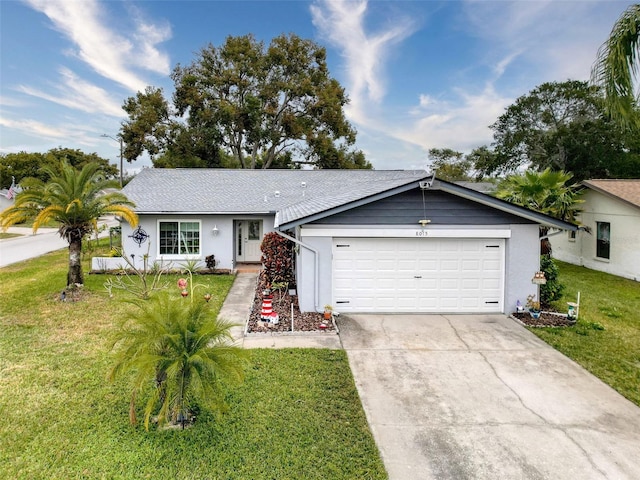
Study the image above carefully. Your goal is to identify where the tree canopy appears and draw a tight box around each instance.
[0,148,118,189]
[474,80,640,181]
[121,34,370,170]
[427,148,478,181]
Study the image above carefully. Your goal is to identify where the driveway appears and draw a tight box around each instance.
[338,314,640,480]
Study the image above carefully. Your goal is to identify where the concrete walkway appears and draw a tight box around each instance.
[221,272,341,349]
[338,314,640,480]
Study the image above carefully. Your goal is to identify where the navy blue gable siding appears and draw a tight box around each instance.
[310,189,535,225]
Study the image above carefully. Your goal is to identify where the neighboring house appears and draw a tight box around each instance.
[0,179,21,212]
[119,169,575,314]
[551,179,640,281]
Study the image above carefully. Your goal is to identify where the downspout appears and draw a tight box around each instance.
[274,230,321,313]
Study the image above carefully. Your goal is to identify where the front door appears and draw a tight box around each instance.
[236,220,262,262]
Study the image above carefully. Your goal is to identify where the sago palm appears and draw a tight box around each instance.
[592,4,640,130]
[0,160,137,286]
[109,293,248,430]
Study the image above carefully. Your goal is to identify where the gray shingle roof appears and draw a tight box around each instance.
[123,169,430,222]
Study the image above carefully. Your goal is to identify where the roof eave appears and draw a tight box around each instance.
[582,181,640,211]
[434,180,578,230]
[277,178,578,231]
[135,210,276,216]
[276,179,429,231]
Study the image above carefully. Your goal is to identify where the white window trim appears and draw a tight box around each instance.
[595,220,611,261]
[157,219,202,260]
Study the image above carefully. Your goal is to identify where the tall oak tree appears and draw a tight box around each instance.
[122,34,370,169]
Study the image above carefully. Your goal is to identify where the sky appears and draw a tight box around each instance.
[0,0,635,175]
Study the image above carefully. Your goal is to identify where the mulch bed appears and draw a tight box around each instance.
[512,311,577,327]
[247,272,335,333]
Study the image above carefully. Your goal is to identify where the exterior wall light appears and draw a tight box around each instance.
[212,225,219,236]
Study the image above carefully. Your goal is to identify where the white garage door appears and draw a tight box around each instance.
[333,237,504,313]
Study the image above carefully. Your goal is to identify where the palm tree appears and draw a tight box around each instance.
[109,293,248,430]
[592,4,640,130]
[496,169,583,222]
[496,169,583,254]
[0,160,137,286]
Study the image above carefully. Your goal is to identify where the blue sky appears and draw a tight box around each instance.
[0,0,634,173]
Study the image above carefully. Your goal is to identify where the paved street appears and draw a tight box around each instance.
[0,218,118,268]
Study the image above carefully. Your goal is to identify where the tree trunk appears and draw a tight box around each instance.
[67,235,84,286]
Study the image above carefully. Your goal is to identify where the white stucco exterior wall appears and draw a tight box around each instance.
[551,191,640,281]
[120,214,275,271]
[296,234,332,313]
[504,224,541,312]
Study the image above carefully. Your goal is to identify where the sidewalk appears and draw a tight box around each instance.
[221,272,342,349]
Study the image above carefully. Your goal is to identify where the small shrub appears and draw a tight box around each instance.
[260,232,294,284]
[540,255,564,308]
[205,254,217,272]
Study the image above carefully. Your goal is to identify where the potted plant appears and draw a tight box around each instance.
[526,294,541,319]
[323,304,333,320]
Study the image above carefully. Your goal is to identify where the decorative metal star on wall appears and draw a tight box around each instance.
[128,226,149,247]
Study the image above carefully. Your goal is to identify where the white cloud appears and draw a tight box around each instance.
[0,116,80,140]
[24,0,171,92]
[308,0,628,171]
[460,0,622,84]
[17,67,123,117]
[311,0,417,124]
[0,96,27,108]
[128,5,173,75]
[400,86,511,153]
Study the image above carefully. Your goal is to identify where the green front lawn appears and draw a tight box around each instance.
[0,248,386,479]
[0,232,22,239]
[531,260,640,407]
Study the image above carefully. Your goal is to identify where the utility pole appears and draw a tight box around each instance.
[101,134,124,187]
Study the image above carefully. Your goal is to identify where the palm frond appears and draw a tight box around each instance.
[592,4,640,129]
[109,292,248,429]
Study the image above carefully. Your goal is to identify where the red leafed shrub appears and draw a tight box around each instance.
[260,232,295,284]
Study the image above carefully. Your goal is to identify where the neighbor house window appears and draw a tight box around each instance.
[596,222,610,259]
[568,230,576,242]
[159,221,200,255]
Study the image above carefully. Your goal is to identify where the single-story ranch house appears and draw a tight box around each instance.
[551,179,640,281]
[115,169,576,314]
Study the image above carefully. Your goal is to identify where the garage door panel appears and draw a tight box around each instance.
[482,280,501,291]
[333,237,504,313]
[462,259,481,270]
[416,259,438,270]
[440,259,460,271]
[440,278,459,289]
